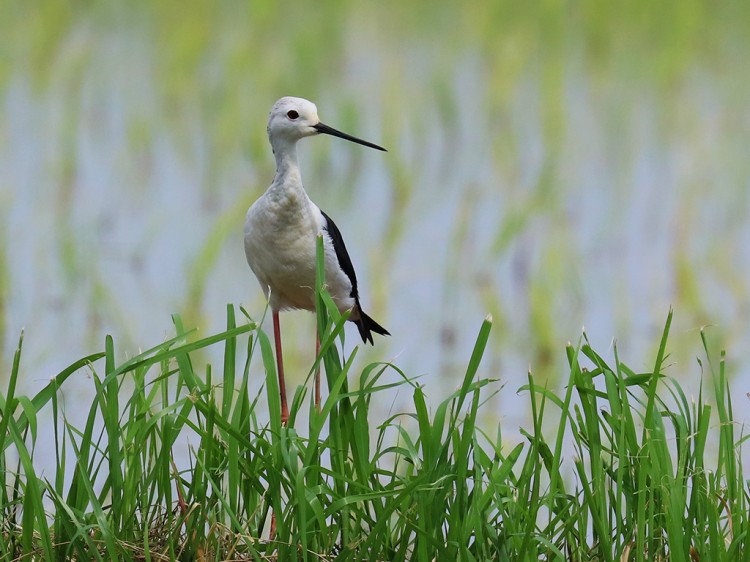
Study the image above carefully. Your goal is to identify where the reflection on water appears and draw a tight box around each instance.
[2,5,750,445]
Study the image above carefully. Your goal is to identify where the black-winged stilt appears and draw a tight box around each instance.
[244,96,389,424]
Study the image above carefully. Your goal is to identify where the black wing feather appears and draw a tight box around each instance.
[321,210,390,344]
[321,210,359,300]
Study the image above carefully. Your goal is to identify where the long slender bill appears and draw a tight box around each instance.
[313,122,386,151]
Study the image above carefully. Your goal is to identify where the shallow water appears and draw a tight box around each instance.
[2,4,750,450]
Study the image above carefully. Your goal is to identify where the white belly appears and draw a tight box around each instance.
[244,194,355,313]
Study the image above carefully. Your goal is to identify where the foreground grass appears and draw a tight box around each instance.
[1,297,748,560]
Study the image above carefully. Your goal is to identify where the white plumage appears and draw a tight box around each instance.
[245,188,342,310]
[244,96,389,423]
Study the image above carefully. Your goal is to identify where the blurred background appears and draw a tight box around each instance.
[2,1,750,429]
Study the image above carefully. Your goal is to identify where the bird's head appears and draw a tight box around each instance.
[267,97,386,152]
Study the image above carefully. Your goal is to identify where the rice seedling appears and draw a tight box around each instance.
[0,244,748,560]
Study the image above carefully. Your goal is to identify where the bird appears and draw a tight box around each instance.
[244,96,390,424]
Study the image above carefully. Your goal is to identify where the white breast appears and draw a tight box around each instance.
[244,188,355,313]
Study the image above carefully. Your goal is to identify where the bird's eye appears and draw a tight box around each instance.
[287,110,299,120]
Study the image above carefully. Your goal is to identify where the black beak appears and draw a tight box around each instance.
[313,122,386,152]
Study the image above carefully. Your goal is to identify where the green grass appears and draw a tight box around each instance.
[1,246,750,561]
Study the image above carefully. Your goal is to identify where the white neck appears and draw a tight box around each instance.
[271,136,302,187]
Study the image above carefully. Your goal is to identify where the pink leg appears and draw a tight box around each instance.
[314,329,321,412]
[270,311,288,541]
[272,311,289,425]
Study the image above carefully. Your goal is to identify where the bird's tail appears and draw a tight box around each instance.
[353,308,390,345]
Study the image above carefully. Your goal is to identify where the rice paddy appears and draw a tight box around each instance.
[1,290,747,560]
[3,2,750,560]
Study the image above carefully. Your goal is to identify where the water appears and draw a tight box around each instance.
[2,5,750,449]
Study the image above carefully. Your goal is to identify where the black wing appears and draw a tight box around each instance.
[321,210,390,344]
[321,210,359,300]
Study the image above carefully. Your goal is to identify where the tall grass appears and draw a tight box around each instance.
[1,249,749,560]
